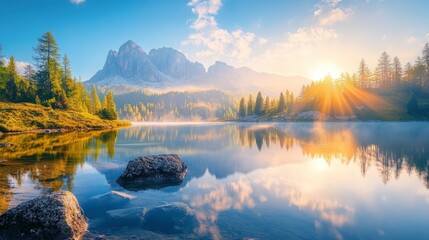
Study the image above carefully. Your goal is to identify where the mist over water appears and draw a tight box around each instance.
[1,122,429,239]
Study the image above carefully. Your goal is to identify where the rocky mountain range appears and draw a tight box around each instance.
[86,40,311,95]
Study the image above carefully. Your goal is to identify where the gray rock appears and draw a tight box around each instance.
[87,40,172,86]
[117,154,188,191]
[0,191,88,240]
[142,202,197,234]
[82,191,135,217]
[0,142,12,148]
[106,207,144,227]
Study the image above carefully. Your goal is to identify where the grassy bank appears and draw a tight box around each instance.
[0,102,131,133]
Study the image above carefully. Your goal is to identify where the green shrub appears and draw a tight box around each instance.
[97,108,118,120]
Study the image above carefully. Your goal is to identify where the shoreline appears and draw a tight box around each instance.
[0,125,131,136]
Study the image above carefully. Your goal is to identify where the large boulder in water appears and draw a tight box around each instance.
[116,154,188,191]
[142,202,197,234]
[0,191,88,240]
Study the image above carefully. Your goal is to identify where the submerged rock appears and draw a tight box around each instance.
[0,191,88,240]
[117,154,188,190]
[82,191,135,217]
[142,202,197,234]
[106,207,145,227]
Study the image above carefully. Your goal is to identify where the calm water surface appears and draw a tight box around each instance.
[1,122,429,239]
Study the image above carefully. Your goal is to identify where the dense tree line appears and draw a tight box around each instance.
[296,43,429,116]
[235,43,429,119]
[237,90,295,117]
[115,89,236,121]
[0,32,118,120]
[357,43,429,88]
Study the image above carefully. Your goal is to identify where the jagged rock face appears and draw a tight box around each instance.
[86,40,312,94]
[0,191,88,240]
[88,40,170,85]
[117,154,188,191]
[148,47,206,80]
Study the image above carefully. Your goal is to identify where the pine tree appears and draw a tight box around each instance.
[0,46,7,100]
[254,92,264,116]
[290,92,294,104]
[414,57,426,85]
[6,56,20,102]
[422,43,429,83]
[33,32,60,70]
[264,96,270,114]
[238,97,246,117]
[106,91,116,111]
[247,94,254,115]
[102,95,108,109]
[358,59,371,88]
[270,98,278,112]
[278,92,286,112]
[61,55,74,94]
[392,56,402,83]
[375,51,392,87]
[285,90,290,106]
[90,85,102,114]
[404,62,413,82]
[33,32,64,104]
[23,64,36,83]
[98,91,118,120]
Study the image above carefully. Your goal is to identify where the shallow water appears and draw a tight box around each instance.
[1,122,429,239]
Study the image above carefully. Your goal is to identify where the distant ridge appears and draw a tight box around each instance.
[86,40,312,95]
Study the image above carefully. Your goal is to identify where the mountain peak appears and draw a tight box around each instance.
[148,47,206,80]
[119,40,144,53]
[87,41,311,95]
[108,50,117,56]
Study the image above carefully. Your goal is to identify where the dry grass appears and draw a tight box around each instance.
[0,102,130,132]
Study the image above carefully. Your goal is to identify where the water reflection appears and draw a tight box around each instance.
[0,130,118,214]
[0,123,429,239]
[109,123,429,189]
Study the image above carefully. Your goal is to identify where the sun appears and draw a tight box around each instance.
[311,157,330,171]
[310,62,342,81]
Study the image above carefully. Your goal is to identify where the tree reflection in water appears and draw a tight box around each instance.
[1,122,428,220]
[0,130,118,214]
[236,123,429,188]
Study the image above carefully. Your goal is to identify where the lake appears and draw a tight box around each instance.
[1,122,429,240]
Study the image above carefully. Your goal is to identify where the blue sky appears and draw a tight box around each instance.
[1,0,428,80]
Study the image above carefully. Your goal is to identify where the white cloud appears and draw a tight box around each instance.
[315,0,352,26]
[1,58,33,75]
[258,37,268,45]
[320,8,352,26]
[426,33,429,41]
[406,36,417,44]
[70,0,85,4]
[326,0,342,8]
[314,9,322,16]
[183,0,257,61]
[382,34,387,40]
[287,27,338,45]
[187,0,222,30]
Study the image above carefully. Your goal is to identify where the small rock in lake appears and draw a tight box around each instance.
[0,191,88,240]
[116,154,188,191]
